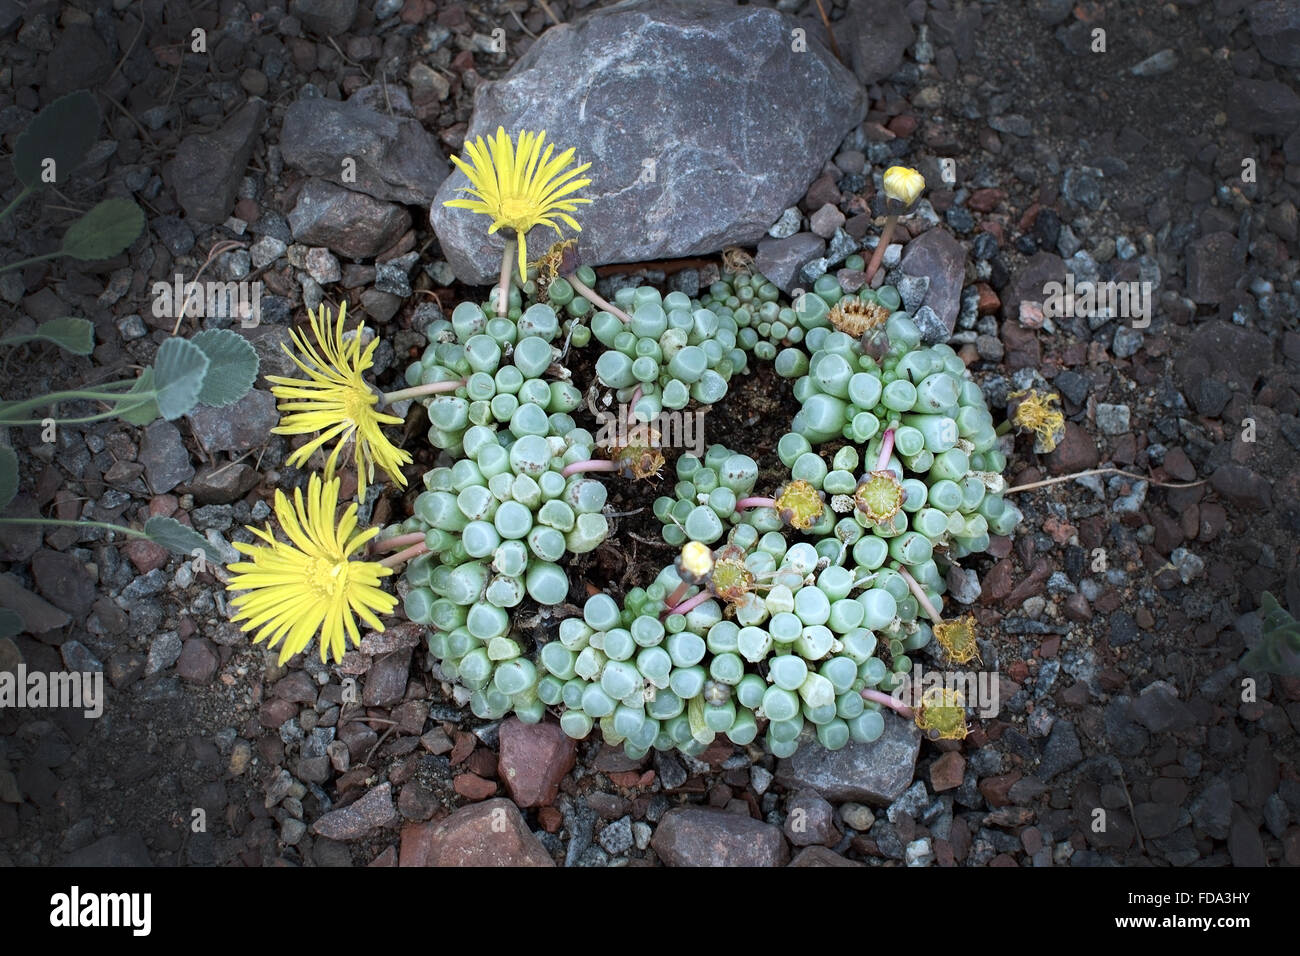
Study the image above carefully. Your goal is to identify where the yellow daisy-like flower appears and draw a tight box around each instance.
[267,301,412,500]
[444,126,592,278]
[226,473,398,665]
[882,165,926,206]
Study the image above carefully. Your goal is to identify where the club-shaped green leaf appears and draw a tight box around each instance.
[0,607,23,639]
[60,198,145,261]
[192,329,259,407]
[13,89,101,189]
[144,515,221,562]
[0,444,17,510]
[152,337,210,420]
[115,367,160,425]
[0,317,94,355]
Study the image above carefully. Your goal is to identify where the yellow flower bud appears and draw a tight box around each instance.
[678,541,714,580]
[882,165,926,207]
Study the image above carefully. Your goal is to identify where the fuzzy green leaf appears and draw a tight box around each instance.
[0,607,22,639]
[192,329,259,407]
[0,445,17,511]
[0,317,95,355]
[115,368,160,425]
[13,89,101,189]
[143,515,221,562]
[152,337,210,420]
[59,198,145,261]
[1240,592,1300,677]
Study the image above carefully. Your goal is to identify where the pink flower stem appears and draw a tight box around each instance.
[734,496,777,513]
[896,565,941,623]
[863,214,898,285]
[379,543,428,568]
[665,580,691,608]
[662,588,715,619]
[565,271,632,324]
[371,531,426,554]
[875,428,895,472]
[562,459,621,478]
[629,386,643,411]
[381,378,468,405]
[861,687,914,719]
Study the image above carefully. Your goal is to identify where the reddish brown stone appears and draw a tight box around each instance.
[975,282,1000,314]
[1046,422,1100,474]
[968,188,1006,213]
[497,717,577,808]
[982,558,1014,603]
[930,751,966,792]
[978,771,1022,808]
[176,638,219,683]
[124,538,169,574]
[258,698,297,730]
[538,806,564,833]
[400,799,554,867]
[368,846,398,867]
[452,773,497,801]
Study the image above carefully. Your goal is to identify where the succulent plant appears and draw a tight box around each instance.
[382,254,1021,753]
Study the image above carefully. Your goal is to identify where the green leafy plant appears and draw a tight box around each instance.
[1,90,146,271]
[1240,591,1300,677]
[0,328,258,426]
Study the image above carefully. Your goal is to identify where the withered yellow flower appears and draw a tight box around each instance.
[1008,389,1066,453]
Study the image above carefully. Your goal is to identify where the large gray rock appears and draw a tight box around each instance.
[1249,1,1300,68]
[281,95,449,205]
[839,0,916,84]
[165,100,265,224]
[288,179,411,259]
[431,0,865,284]
[899,228,966,337]
[775,717,921,806]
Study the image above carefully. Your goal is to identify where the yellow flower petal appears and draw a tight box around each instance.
[268,301,412,499]
[443,128,592,277]
[225,474,397,666]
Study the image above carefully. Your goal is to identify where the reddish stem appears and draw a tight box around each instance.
[379,543,428,568]
[665,580,691,608]
[861,687,914,719]
[896,565,941,623]
[371,531,426,554]
[863,215,898,285]
[562,459,620,478]
[875,428,895,472]
[662,589,714,618]
[735,496,777,513]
